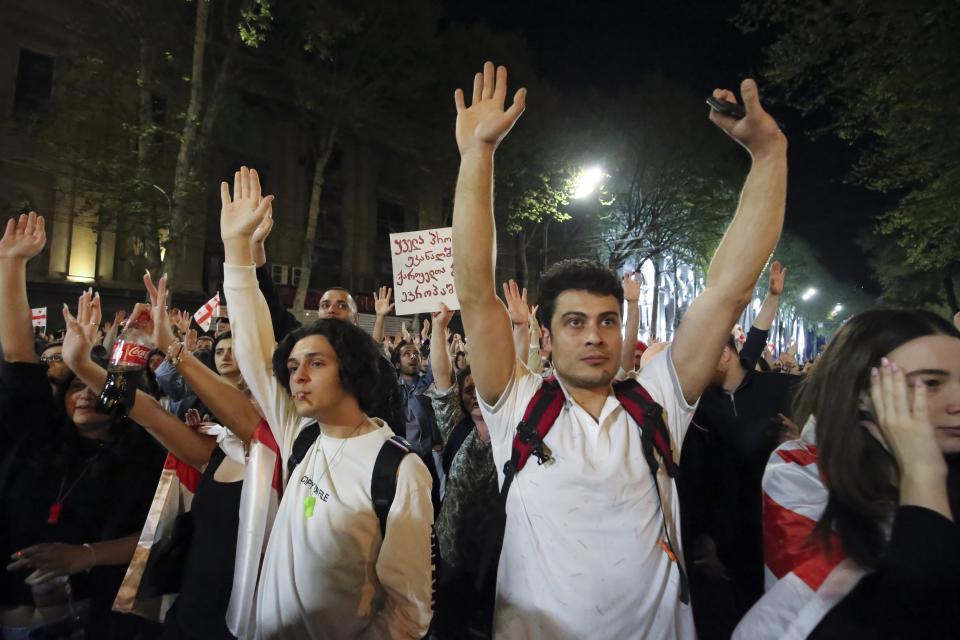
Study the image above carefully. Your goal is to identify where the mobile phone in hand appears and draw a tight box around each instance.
[706,95,786,131]
[706,96,746,119]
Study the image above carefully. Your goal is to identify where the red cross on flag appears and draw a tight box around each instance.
[31,307,47,330]
[193,293,220,332]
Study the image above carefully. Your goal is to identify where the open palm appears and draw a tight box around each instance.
[0,212,46,260]
[454,62,527,155]
[220,166,274,242]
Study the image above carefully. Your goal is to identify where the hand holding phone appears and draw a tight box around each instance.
[707,95,785,131]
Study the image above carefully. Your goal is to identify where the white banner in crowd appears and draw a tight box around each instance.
[194,293,221,332]
[389,227,460,316]
[31,307,47,330]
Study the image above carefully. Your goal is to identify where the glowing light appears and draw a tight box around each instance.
[801,288,817,301]
[572,167,605,199]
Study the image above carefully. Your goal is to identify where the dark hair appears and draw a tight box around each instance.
[798,308,960,567]
[537,259,624,331]
[272,319,381,413]
[213,331,232,352]
[390,340,418,366]
[191,348,217,374]
[455,365,473,416]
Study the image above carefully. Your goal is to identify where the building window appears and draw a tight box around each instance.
[14,49,54,118]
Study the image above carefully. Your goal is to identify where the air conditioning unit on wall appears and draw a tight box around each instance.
[290,267,307,287]
[271,264,289,285]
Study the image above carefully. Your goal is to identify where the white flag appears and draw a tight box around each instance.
[31,307,47,330]
[193,293,220,332]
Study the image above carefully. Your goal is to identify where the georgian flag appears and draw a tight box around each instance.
[733,419,867,639]
[194,293,221,332]
[227,419,284,639]
[31,307,47,329]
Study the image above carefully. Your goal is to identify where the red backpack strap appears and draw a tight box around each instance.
[500,376,564,500]
[614,377,689,604]
[613,378,678,478]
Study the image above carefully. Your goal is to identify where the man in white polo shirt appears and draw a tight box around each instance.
[450,61,787,638]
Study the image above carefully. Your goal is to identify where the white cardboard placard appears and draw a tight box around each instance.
[389,227,459,315]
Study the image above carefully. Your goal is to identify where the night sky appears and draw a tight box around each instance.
[444,0,892,294]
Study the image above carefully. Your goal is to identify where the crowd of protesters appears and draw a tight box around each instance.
[1,61,958,640]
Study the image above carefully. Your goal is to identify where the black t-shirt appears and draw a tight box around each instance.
[0,361,164,611]
[678,367,798,637]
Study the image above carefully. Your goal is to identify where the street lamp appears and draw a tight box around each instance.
[801,287,817,301]
[572,166,605,199]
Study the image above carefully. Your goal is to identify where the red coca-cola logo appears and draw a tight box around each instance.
[111,340,151,368]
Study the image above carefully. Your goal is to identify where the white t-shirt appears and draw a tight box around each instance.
[223,263,434,640]
[256,422,434,640]
[479,348,697,640]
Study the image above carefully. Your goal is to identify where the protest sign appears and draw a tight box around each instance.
[389,227,459,315]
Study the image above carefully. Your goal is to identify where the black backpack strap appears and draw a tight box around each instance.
[371,435,415,538]
[442,418,474,475]
[286,422,320,481]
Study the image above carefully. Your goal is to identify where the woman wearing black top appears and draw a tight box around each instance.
[0,213,165,638]
[736,309,960,638]
[62,273,264,640]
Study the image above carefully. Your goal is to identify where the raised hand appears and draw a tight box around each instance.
[623,271,642,302]
[768,261,787,295]
[185,328,198,353]
[251,202,274,268]
[421,318,430,339]
[143,272,177,353]
[0,211,46,261]
[432,302,455,328]
[454,61,527,156]
[61,290,101,369]
[708,79,785,156]
[114,309,127,329]
[374,286,395,316]
[220,166,274,243]
[502,279,529,325]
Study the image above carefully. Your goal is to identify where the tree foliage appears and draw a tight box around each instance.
[738,0,960,308]
[594,76,740,271]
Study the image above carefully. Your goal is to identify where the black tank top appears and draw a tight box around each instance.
[165,447,242,639]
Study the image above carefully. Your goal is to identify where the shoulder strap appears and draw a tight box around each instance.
[286,422,320,480]
[501,377,564,500]
[613,377,689,604]
[442,418,474,475]
[371,435,416,538]
[613,378,677,477]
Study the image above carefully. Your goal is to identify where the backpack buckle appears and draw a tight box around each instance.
[516,420,538,444]
[531,443,553,466]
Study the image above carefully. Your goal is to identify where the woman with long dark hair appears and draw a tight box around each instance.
[0,212,165,639]
[735,308,960,638]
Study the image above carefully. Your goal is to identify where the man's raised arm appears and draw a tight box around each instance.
[672,79,787,404]
[452,61,526,406]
